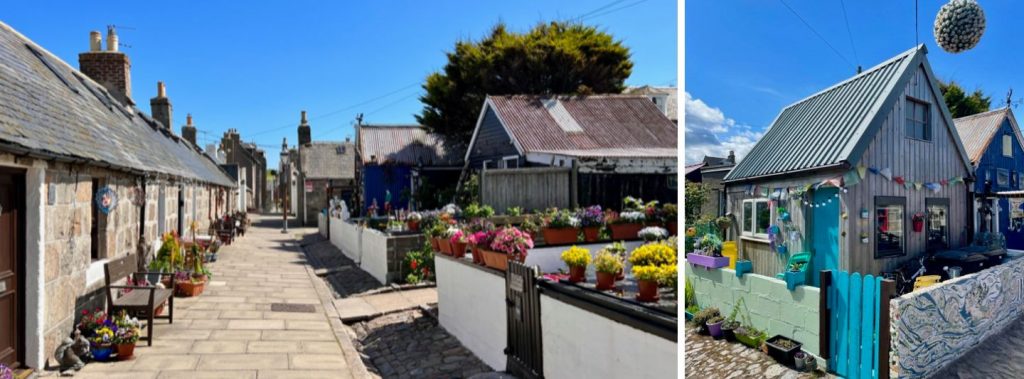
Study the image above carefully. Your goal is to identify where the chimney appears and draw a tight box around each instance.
[298,110,311,146]
[89,31,101,51]
[79,26,132,105]
[182,114,197,145]
[150,81,172,130]
[728,150,736,163]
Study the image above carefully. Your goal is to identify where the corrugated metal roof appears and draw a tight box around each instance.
[0,21,235,187]
[532,147,677,159]
[726,45,932,181]
[357,125,463,166]
[952,108,1024,165]
[299,142,355,180]
[484,94,677,157]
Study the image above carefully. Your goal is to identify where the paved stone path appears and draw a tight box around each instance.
[685,325,832,379]
[63,214,367,379]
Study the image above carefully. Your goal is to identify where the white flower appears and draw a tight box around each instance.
[620,211,647,223]
[638,226,668,241]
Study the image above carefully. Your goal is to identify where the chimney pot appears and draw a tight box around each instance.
[300,110,308,124]
[89,31,101,51]
[157,81,166,98]
[186,113,193,126]
[106,26,118,52]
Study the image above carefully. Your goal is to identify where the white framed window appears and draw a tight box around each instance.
[741,198,772,239]
[499,156,519,169]
[1004,134,1014,157]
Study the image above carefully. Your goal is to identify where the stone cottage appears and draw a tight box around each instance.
[293,111,356,225]
[0,23,236,370]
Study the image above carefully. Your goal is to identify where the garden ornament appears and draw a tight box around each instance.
[934,0,986,53]
[55,329,91,374]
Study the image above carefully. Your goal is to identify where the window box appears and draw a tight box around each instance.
[686,253,730,270]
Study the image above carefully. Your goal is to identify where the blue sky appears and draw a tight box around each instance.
[686,1,1020,164]
[4,0,677,167]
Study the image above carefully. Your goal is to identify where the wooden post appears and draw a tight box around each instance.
[570,160,579,209]
[819,270,832,361]
[878,279,895,379]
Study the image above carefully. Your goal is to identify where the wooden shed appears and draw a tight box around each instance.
[722,45,975,282]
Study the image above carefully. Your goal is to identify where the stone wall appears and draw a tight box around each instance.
[686,265,822,359]
[890,258,1024,378]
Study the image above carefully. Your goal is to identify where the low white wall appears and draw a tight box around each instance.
[360,228,389,284]
[524,241,644,274]
[436,255,507,371]
[540,293,677,378]
[318,213,328,237]
[330,217,362,262]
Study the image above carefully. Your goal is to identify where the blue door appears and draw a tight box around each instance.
[812,187,840,286]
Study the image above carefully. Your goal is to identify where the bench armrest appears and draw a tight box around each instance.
[109,285,157,290]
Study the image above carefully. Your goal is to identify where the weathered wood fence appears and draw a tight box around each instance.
[480,167,573,211]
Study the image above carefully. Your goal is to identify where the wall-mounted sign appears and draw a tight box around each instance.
[95,186,118,214]
[304,180,313,193]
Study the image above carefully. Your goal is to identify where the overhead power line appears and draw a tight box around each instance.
[315,92,422,139]
[839,0,860,66]
[580,0,650,21]
[778,0,856,69]
[247,82,421,137]
[573,0,629,21]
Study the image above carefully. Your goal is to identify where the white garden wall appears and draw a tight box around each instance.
[436,255,507,371]
[330,216,361,262]
[540,293,677,378]
[360,228,389,284]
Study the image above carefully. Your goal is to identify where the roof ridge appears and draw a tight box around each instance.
[953,107,1005,121]
[782,45,922,112]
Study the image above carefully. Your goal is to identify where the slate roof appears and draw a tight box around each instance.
[624,85,678,121]
[299,142,355,180]
[0,21,235,187]
[952,108,1024,165]
[357,125,463,166]
[684,162,705,176]
[725,45,972,182]
[480,94,677,159]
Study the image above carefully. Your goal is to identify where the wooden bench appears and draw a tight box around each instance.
[104,254,175,346]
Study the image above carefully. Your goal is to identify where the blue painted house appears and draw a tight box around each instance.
[953,108,1024,250]
[355,125,463,212]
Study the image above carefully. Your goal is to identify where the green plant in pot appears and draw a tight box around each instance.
[706,315,725,339]
[560,246,591,283]
[593,250,623,290]
[691,307,720,335]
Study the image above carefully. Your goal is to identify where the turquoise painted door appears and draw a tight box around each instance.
[812,188,840,286]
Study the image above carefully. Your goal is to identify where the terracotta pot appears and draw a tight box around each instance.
[596,271,616,290]
[480,249,522,271]
[430,237,440,252]
[471,246,484,265]
[542,227,578,245]
[451,241,468,258]
[154,303,165,316]
[116,343,136,360]
[636,279,660,303]
[438,239,453,256]
[568,265,586,283]
[175,280,206,297]
[616,268,625,281]
[407,220,420,231]
[667,221,678,236]
[609,223,644,240]
[583,227,601,242]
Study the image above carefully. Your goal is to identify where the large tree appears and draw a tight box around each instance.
[417,22,633,144]
[939,80,991,118]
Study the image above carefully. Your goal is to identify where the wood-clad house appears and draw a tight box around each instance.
[722,45,974,281]
[952,108,1024,250]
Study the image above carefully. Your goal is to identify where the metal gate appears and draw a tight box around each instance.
[505,261,543,379]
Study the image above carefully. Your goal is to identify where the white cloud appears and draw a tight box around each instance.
[684,92,762,164]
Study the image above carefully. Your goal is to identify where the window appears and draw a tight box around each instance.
[500,156,519,169]
[926,198,949,250]
[875,196,906,258]
[998,169,1010,188]
[905,98,931,141]
[1004,134,1014,157]
[742,199,772,239]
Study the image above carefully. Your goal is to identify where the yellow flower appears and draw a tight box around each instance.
[560,246,591,268]
[629,243,677,267]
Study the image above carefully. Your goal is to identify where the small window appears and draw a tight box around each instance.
[742,202,753,233]
[926,198,949,250]
[998,169,1010,188]
[875,196,906,258]
[500,156,519,169]
[742,199,772,239]
[905,98,931,141]
[1004,134,1014,157]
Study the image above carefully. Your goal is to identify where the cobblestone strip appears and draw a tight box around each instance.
[685,325,832,379]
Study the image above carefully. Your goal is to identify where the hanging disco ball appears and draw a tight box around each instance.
[933,0,986,53]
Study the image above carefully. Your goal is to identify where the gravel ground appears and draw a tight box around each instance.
[351,308,493,379]
[686,324,833,379]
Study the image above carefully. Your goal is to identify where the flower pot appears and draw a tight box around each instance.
[596,271,616,290]
[686,254,730,269]
[407,220,420,232]
[765,335,803,366]
[636,279,659,302]
[430,238,441,252]
[568,265,586,283]
[175,279,206,297]
[913,219,924,232]
[783,270,805,291]
[734,328,763,349]
[794,352,807,371]
[116,343,136,360]
[451,241,468,259]
[667,221,677,236]
[735,260,753,278]
[480,249,515,271]
[609,223,643,240]
[616,267,624,281]
[722,324,738,342]
[471,246,484,265]
[438,239,453,256]
[542,227,578,245]
[706,320,724,339]
[91,345,114,361]
[582,227,601,242]
[154,303,165,316]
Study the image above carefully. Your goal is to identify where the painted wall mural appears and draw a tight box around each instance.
[890,258,1024,378]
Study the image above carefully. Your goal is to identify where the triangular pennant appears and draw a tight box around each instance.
[914,182,922,190]
[940,179,949,186]
[857,165,867,179]
[894,176,905,185]
[904,182,913,189]
[843,170,861,187]
[880,168,893,181]
[869,166,880,175]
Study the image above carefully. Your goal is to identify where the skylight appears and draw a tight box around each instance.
[541,98,583,133]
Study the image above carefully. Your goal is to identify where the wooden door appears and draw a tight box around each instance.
[0,172,21,367]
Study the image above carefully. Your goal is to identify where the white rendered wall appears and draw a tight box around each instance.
[359,229,389,285]
[436,256,507,371]
[540,293,677,378]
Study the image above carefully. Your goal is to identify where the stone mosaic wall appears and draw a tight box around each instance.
[890,258,1024,378]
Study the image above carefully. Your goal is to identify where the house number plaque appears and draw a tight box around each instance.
[510,275,524,293]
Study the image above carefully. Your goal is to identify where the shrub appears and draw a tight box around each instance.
[560,246,591,268]
[505,206,523,216]
[593,250,623,274]
[629,243,677,267]
[403,242,435,284]
[692,307,721,327]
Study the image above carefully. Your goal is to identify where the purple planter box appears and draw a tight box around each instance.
[686,253,730,269]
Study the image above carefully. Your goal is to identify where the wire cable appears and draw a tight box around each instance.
[778,0,855,68]
[247,82,420,137]
[839,0,859,66]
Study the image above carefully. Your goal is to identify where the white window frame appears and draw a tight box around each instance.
[1004,134,1014,157]
[499,155,519,169]
[741,198,773,240]
[481,160,492,169]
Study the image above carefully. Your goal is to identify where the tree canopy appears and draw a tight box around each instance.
[939,81,991,118]
[416,22,633,144]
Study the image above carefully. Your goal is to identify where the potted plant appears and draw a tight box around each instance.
[638,226,669,242]
[406,212,422,231]
[481,227,533,271]
[521,215,541,239]
[426,222,445,252]
[632,265,662,302]
[175,271,206,297]
[629,242,676,267]
[77,309,106,338]
[691,307,720,334]
[764,335,803,366]
[576,205,604,242]
[686,234,730,269]
[794,351,808,372]
[609,211,646,240]
[560,246,591,283]
[663,203,678,235]
[439,226,459,255]
[467,230,495,265]
[89,324,115,362]
[706,315,725,339]
[449,229,469,259]
[542,209,580,245]
[112,310,141,360]
[783,262,806,291]
[593,250,623,290]
[149,232,183,285]
[684,277,697,319]
[912,212,925,232]
[606,241,628,280]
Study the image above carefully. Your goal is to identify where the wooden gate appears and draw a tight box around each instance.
[505,261,543,379]
[820,271,895,379]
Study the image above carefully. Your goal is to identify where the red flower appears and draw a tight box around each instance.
[422,267,430,277]
[410,260,418,270]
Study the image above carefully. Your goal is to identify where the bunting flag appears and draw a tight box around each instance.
[843,170,861,187]
[914,182,922,190]
[940,179,949,186]
[880,168,893,181]
[857,164,867,179]
[894,176,905,185]
[869,166,881,175]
